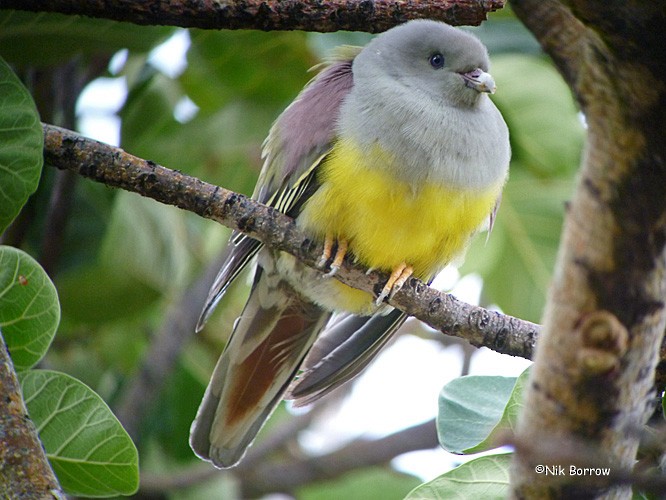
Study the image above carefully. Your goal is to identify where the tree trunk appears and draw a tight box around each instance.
[510,1,666,498]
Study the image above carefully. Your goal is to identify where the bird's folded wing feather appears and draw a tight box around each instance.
[286,309,407,406]
[197,48,359,329]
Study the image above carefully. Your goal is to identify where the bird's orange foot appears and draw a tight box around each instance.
[376,263,413,305]
[318,234,348,277]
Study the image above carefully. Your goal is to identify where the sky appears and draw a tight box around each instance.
[75,29,532,483]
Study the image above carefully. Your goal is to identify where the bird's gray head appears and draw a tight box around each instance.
[354,20,495,107]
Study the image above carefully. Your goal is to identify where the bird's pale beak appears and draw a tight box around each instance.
[461,68,496,94]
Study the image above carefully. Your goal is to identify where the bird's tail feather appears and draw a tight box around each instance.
[190,267,330,468]
[287,308,406,406]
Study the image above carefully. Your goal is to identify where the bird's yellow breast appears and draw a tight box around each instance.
[296,139,503,312]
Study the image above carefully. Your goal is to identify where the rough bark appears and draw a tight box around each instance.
[0,0,504,32]
[0,331,63,498]
[510,1,666,498]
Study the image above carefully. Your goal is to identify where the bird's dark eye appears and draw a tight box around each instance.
[429,53,445,69]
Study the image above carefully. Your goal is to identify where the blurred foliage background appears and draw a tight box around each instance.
[0,5,583,499]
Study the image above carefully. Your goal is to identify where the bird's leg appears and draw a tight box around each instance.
[319,233,349,277]
[317,233,334,268]
[376,263,413,305]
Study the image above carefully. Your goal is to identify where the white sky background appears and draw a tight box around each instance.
[75,30,532,483]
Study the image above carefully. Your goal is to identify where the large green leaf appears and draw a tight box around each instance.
[182,30,313,113]
[491,54,584,178]
[0,246,59,369]
[405,453,512,500]
[437,375,517,454]
[298,467,422,500]
[100,192,194,292]
[0,56,43,234]
[438,370,530,456]
[21,370,139,497]
[56,263,161,325]
[0,10,172,66]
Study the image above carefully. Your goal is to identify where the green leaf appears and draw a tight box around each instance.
[183,30,313,113]
[438,369,530,456]
[0,246,59,369]
[405,453,512,500]
[100,192,194,292]
[21,370,139,497]
[500,368,530,429]
[0,56,43,234]
[491,54,584,178]
[0,10,172,66]
[298,467,422,500]
[56,263,161,325]
[437,375,517,454]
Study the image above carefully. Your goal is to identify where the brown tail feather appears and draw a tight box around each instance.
[190,267,329,468]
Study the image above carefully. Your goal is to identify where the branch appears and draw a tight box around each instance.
[42,123,539,360]
[0,0,504,32]
[238,418,438,497]
[140,417,437,496]
[0,330,63,498]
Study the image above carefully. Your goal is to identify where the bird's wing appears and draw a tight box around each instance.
[255,45,360,209]
[286,309,407,406]
[196,48,359,330]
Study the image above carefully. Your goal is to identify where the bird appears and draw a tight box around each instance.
[189,19,511,469]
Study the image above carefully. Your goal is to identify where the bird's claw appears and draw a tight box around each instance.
[375,263,413,306]
[319,234,348,277]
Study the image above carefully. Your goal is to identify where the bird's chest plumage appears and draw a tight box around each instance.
[297,138,503,280]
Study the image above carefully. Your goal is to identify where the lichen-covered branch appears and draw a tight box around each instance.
[42,123,539,361]
[0,330,63,498]
[510,1,666,498]
[0,0,504,32]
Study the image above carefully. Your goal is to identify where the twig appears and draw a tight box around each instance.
[42,123,540,361]
[0,0,505,32]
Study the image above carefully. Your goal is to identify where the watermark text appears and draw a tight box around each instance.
[534,464,611,477]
